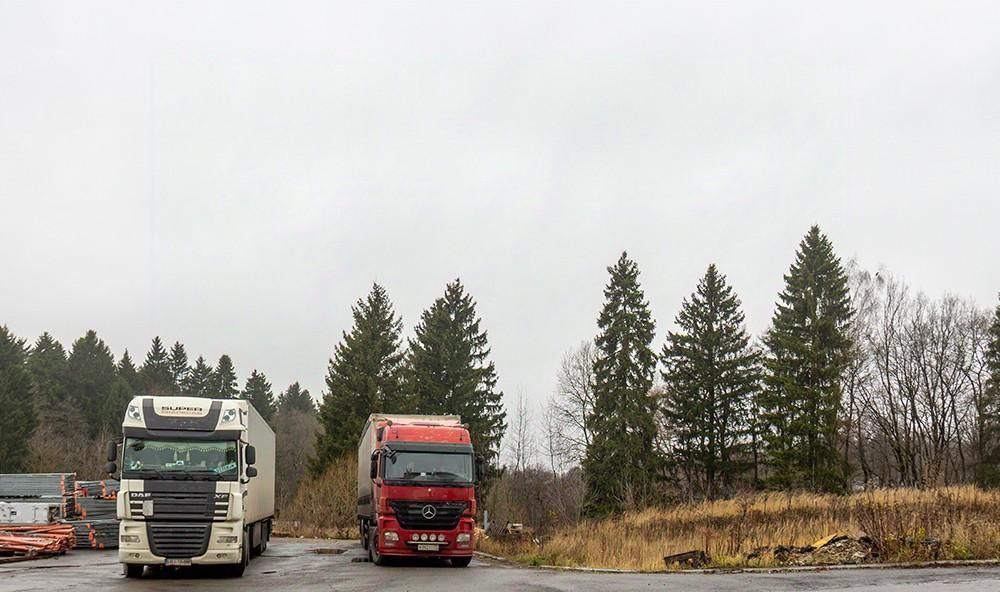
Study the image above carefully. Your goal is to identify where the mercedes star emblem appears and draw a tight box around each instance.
[421,504,437,519]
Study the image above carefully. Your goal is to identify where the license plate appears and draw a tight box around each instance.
[417,544,437,552]
[165,558,192,567]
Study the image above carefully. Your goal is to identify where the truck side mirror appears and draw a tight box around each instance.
[369,451,379,480]
[107,441,118,462]
[246,466,258,478]
[105,461,117,475]
[245,445,257,466]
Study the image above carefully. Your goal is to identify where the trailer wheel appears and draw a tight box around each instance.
[123,564,143,578]
[450,556,472,568]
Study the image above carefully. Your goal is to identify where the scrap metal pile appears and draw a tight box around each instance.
[0,474,120,559]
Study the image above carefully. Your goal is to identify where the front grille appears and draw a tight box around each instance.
[389,501,467,530]
[147,523,211,558]
[130,492,227,522]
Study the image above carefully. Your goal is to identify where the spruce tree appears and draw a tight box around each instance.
[243,369,276,421]
[100,377,135,433]
[760,226,853,492]
[314,283,405,473]
[116,349,142,393]
[278,382,315,415]
[405,279,507,474]
[28,332,68,412]
[67,330,117,436]
[168,342,190,393]
[980,295,1000,486]
[183,356,215,397]
[210,354,239,399]
[0,326,35,472]
[140,336,174,396]
[584,252,659,515]
[661,264,761,499]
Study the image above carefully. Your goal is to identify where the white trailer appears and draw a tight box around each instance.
[109,396,275,578]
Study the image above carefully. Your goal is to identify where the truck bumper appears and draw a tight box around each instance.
[375,516,475,558]
[118,520,244,565]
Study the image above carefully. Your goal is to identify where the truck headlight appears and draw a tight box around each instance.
[120,535,140,543]
[217,536,239,544]
[419,533,428,541]
[456,533,471,543]
[127,405,141,421]
[384,531,398,546]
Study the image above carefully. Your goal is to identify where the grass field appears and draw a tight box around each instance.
[478,486,1000,571]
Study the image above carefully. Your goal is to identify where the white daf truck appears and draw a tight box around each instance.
[106,396,275,578]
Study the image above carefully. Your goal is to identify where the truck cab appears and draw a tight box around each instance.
[108,396,275,578]
[358,415,477,567]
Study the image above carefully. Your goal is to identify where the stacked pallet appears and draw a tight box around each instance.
[0,474,76,518]
[62,520,118,550]
[70,479,119,549]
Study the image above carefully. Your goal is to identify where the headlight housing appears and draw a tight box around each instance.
[126,404,141,421]
[456,533,471,543]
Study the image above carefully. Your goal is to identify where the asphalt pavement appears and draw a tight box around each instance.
[3,538,1000,591]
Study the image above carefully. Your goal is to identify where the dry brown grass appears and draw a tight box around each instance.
[478,486,1000,571]
[279,454,357,539]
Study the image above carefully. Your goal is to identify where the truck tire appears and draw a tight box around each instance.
[123,564,143,578]
[367,527,386,566]
[450,556,472,568]
[228,528,250,577]
[360,521,368,550]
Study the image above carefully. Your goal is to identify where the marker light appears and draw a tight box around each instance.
[127,405,141,421]
[221,408,238,424]
[120,535,140,543]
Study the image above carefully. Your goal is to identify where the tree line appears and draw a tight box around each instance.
[0,330,312,472]
[542,225,1000,516]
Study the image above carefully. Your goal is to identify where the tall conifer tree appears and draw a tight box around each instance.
[584,252,659,515]
[67,330,117,436]
[210,355,239,399]
[278,382,315,415]
[168,342,190,394]
[661,264,761,499]
[243,369,276,421]
[140,336,174,396]
[314,284,405,473]
[0,326,35,472]
[980,296,1000,485]
[28,332,68,412]
[116,350,142,393]
[760,226,853,492]
[183,356,215,397]
[406,279,507,474]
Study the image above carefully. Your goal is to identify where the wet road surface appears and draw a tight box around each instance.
[3,538,1000,591]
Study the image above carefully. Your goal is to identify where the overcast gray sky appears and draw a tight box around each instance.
[2,1,998,418]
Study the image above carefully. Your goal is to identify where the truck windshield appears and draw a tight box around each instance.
[121,438,239,481]
[383,451,473,484]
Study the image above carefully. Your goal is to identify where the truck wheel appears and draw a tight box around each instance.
[450,556,472,568]
[368,527,386,566]
[360,521,368,550]
[228,529,250,577]
[123,564,144,578]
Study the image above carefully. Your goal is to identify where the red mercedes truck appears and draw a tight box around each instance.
[357,414,477,567]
